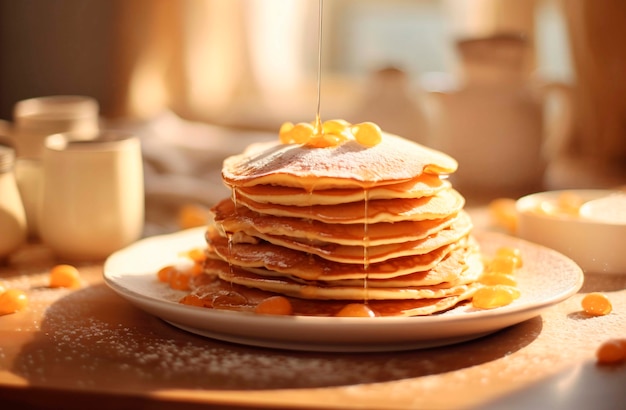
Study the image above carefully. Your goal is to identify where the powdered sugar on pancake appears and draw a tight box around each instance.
[222,133,458,189]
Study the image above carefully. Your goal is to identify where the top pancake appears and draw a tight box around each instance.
[222,132,458,190]
[234,174,450,206]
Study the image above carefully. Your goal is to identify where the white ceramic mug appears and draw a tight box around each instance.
[39,131,144,261]
[10,95,100,237]
[12,95,99,159]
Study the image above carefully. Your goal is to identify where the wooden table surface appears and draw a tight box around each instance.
[1,210,625,410]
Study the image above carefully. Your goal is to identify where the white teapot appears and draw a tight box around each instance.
[424,34,571,200]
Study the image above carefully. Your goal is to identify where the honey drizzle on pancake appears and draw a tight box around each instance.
[227,185,238,283]
[306,185,316,266]
[226,232,234,272]
[363,187,370,303]
[231,185,239,209]
[313,0,324,136]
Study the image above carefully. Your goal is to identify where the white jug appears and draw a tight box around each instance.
[425,34,571,200]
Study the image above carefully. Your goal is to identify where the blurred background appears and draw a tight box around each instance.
[1,0,624,232]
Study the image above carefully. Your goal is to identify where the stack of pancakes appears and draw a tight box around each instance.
[195,132,484,316]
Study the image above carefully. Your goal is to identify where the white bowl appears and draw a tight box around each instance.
[516,189,626,274]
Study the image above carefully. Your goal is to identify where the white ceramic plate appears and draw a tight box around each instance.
[103,228,583,352]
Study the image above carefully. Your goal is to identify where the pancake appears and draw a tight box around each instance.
[206,236,461,281]
[212,198,458,246]
[182,274,479,317]
[207,211,472,264]
[202,251,483,301]
[234,174,450,206]
[233,188,465,224]
[242,245,481,288]
[222,133,458,190]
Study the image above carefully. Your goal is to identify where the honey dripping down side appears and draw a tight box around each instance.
[363,187,370,304]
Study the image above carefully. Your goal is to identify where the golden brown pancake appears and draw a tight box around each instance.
[205,235,462,281]
[202,252,482,301]
[182,273,480,317]
[234,174,450,206]
[212,198,458,246]
[232,188,465,224]
[207,211,472,264]
[222,133,458,190]
[242,247,481,288]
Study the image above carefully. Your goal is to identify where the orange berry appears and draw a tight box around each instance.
[322,119,351,137]
[479,272,518,287]
[0,289,29,315]
[168,270,192,291]
[157,265,176,283]
[189,262,204,276]
[307,133,343,148]
[352,122,382,147]
[472,285,521,309]
[278,122,295,143]
[255,296,293,315]
[596,339,626,364]
[495,247,523,268]
[283,122,314,144]
[487,255,518,274]
[335,303,377,317]
[488,198,518,233]
[178,204,210,230]
[186,248,206,264]
[582,293,612,316]
[49,264,82,289]
[557,191,584,215]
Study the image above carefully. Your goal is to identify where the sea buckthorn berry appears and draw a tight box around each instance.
[487,255,517,274]
[322,119,351,137]
[255,296,293,315]
[49,264,82,289]
[178,203,210,229]
[308,132,349,148]
[557,191,584,215]
[278,122,295,143]
[596,339,626,365]
[0,289,29,315]
[472,285,521,309]
[582,292,612,316]
[157,265,177,283]
[495,247,523,268]
[189,262,204,276]
[479,272,518,287]
[186,248,206,264]
[0,282,6,294]
[335,303,377,317]
[285,122,315,144]
[352,122,382,147]
[488,198,518,233]
[279,122,294,133]
[168,269,192,291]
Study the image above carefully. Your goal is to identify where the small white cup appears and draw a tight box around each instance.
[10,96,100,238]
[39,131,144,261]
[12,95,99,159]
